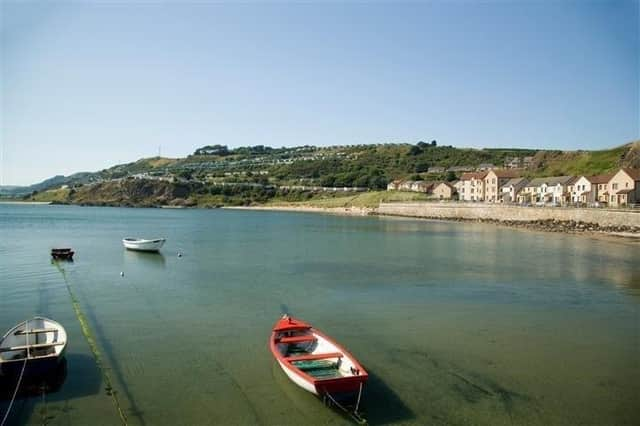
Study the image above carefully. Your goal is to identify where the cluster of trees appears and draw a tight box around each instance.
[193,145,231,156]
[193,144,316,158]
[201,184,315,205]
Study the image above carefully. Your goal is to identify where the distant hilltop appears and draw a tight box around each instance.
[2,140,639,207]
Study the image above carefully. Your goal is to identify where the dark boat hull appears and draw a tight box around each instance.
[51,248,74,259]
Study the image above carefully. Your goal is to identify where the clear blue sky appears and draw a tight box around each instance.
[1,0,638,185]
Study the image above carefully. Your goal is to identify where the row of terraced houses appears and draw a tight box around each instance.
[387,168,640,207]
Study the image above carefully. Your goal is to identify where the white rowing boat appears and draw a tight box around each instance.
[122,237,166,252]
[0,317,67,377]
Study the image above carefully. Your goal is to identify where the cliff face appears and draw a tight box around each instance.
[621,141,640,169]
[67,179,200,207]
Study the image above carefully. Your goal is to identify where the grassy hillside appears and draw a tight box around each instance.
[15,140,639,208]
[529,142,638,177]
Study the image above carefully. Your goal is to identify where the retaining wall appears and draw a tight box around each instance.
[377,203,640,228]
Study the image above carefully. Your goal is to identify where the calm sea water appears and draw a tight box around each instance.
[0,204,638,425]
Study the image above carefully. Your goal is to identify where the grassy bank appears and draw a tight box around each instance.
[265,191,431,208]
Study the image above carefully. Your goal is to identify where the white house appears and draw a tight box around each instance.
[520,176,575,205]
[458,172,488,201]
[569,174,611,205]
[484,170,521,202]
[501,177,528,203]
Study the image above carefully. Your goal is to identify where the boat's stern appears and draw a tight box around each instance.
[314,373,368,397]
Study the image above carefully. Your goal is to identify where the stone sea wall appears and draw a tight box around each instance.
[376,202,640,233]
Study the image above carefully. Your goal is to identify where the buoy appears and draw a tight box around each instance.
[178,252,182,258]
[120,271,124,277]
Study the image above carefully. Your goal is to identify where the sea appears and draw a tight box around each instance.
[0,204,638,425]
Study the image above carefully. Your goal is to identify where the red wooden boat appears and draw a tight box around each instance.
[269,315,368,420]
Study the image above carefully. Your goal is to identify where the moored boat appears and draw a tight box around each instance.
[51,248,74,260]
[0,317,68,378]
[269,315,368,421]
[122,237,166,252]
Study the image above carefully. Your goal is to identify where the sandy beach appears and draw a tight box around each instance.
[224,205,375,216]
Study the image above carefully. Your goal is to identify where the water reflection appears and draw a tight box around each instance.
[123,250,166,268]
[376,216,640,292]
[0,354,103,426]
[0,358,68,401]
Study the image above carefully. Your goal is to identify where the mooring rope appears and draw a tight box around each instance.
[354,382,363,414]
[1,357,28,426]
[54,263,128,425]
[323,384,367,425]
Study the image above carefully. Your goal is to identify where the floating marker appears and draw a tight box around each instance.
[120,271,124,277]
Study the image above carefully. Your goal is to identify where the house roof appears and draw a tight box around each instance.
[526,176,576,187]
[434,181,456,190]
[586,174,613,184]
[447,166,474,172]
[622,168,640,180]
[460,172,488,180]
[504,177,528,186]
[489,170,521,179]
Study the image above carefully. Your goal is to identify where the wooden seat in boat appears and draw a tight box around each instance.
[0,341,65,353]
[278,335,317,344]
[285,352,343,362]
[15,328,58,335]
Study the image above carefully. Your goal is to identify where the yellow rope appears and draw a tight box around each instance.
[54,263,128,425]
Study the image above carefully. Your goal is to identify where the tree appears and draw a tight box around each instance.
[445,171,457,182]
[414,161,430,173]
[178,169,193,180]
[320,175,336,187]
[408,145,422,156]
[370,175,388,190]
[431,140,437,147]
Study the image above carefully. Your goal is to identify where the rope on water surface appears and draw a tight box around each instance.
[54,263,128,426]
[0,357,28,426]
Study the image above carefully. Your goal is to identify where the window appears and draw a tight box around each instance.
[625,182,629,188]
[612,183,618,190]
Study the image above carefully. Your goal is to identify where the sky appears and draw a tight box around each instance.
[0,0,638,186]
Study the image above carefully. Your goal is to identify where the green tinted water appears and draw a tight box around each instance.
[0,204,638,425]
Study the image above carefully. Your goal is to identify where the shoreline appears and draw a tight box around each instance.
[0,200,52,205]
[4,200,639,244]
[224,205,375,216]
[225,204,640,244]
